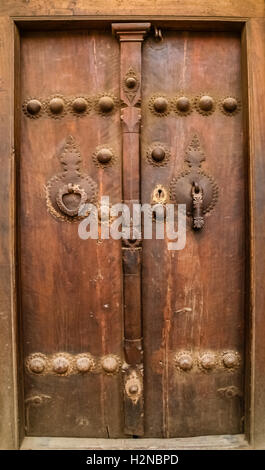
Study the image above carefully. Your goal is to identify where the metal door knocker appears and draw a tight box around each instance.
[46,135,98,222]
[170,135,218,230]
[191,182,204,230]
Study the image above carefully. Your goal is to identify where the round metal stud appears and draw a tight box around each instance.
[146,143,170,167]
[76,356,93,373]
[49,97,65,115]
[52,356,69,374]
[101,355,119,374]
[199,95,214,112]
[26,99,42,115]
[175,353,193,371]
[92,146,116,169]
[98,96,115,113]
[96,148,113,164]
[128,384,139,395]
[222,97,238,113]
[151,147,166,162]
[72,97,88,113]
[153,96,169,113]
[125,77,137,89]
[176,96,191,113]
[200,353,216,370]
[29,357,46,374]
[222,352,238,369]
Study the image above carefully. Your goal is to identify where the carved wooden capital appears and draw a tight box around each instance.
[112,23,151,42]
[121,106,141,133]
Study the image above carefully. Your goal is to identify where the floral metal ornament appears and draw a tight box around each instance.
[68,95,92,117]
[45,94,68,119]
[123,67,140,103]
[194,93,216,116]
[172,93,194,117]
[94,92,120,116]
[170,135,218,230]
[22,97,44,119]
[148,93,171,117]
[146,142,170,167]
[219,96,241,117]
[46,135,98,222]
[92,145,117,169]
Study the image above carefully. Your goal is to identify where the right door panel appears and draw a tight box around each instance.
[141,31,245,437]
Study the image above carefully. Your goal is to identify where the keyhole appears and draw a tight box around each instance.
[157,188,164,199]
[152,184,167,205]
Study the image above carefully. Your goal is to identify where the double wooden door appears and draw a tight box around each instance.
[20,23,245,438]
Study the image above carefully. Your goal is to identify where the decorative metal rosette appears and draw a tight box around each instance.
[219,96,241,117]
[221,350,241,371]
[68,95,93,117]
[25,353,48,376]
[45,94,68,119]
[197,351,219,373]
[94,92,120,117]
[148,93,171,117]
[194,93,216,116]
[172,93,194,117]
[123,67,140,103]
[174,351,194,372]
[22,97,44,119]
[74,353,96,374]
[92,145,117,169]
[146,142,170,167]
[100,354,122,375]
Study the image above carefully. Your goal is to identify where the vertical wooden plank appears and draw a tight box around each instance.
[0,17,19,449]
[112,23,150,436]
[241,23,251,445]
[245,18,265,449]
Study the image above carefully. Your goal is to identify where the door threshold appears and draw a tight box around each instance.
[21,434,249,450]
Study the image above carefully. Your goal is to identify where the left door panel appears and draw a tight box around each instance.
[20,30,123,437]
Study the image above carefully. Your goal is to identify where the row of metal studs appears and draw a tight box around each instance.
[149,94,241,117]
[22,93,119,119]
[26,352,122,376]
[174,350,241,373]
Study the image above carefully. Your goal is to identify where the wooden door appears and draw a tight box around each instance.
[20,30,124,438]
[141,31,244,437]
[20,25,245,438]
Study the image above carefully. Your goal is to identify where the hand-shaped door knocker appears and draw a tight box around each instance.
[170,135,218,230]
[46,135,98,222]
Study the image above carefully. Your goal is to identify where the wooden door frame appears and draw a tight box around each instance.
[1,1,265,450]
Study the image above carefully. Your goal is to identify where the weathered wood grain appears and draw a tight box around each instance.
[245,18,265,450]
[21,433,249,450]
[1,0,265,450]
[0,17,19,450]
[0,0,264,18]
[113,22,150,436]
